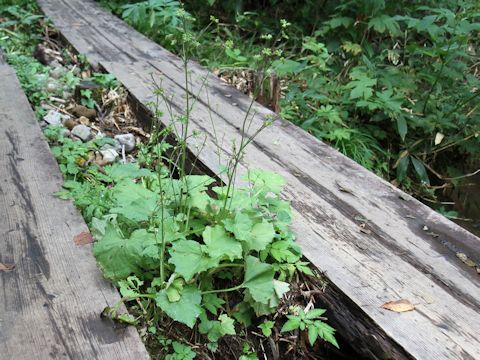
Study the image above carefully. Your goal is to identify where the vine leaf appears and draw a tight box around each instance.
[156,285,202,328]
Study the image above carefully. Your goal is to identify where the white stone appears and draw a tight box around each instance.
[100,148,119,164]
[71,124,92,142]
[114,133,136,152]
[101,139,122,153]
[43,110,62,125]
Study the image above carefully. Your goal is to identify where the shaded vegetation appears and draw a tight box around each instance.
[101,0,480,216]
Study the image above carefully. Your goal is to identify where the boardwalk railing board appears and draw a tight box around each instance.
[0,51,149,359]
[37,1,480,359]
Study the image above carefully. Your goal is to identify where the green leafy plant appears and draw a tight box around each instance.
[80,88,95,108]
[258,320,275,337]
[91,72,120,89]
[50,131,91,177]
[166,341,196,360]
[275,1,480,202]
[11,1,339,356]
[119,0,186,42]
[72,10,336,355]
[281,306,338,348]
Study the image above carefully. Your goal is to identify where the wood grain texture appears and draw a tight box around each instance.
[0,52,149,360]
[36,1,480,359]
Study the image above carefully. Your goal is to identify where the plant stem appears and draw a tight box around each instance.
[201,284,244,295]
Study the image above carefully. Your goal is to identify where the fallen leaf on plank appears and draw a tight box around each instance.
[74,231,93,246]
[0,263,16,272]
[382,299,415,313]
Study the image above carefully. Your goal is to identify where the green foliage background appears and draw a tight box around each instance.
[101,0,480,205]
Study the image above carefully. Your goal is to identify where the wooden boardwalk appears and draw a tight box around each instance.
[0,52,148,359]
[31,1,480,359]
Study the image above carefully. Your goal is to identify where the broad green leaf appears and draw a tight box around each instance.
[223,211,253,241]
[104,163,154,182]
[93,222,144,281]
[347,68,377,100]
[248,221,275,251]
[368,15,401,35]
[246,290,276,316]
[411,157,430,185]
[243,256,275,304]
[396,155,410,182]
[168,240,218,281]
[156,285,202,328]
[328,16,353,29]
[272,59,305,76]
[295,262,314,276]
[273,279,290,299]
[341,41,362,55]
[142,218,183,260]
[396,116,407,141]
[348,77,377,100]
[167,342,196,360]
[203,225,242,261]
[183,175,215,211]
[184,175,216,192]
[246,169,286,194]
[110,181,158,221]
[166,287,181,302]
[232,301,254,326]
[270,240,299,263]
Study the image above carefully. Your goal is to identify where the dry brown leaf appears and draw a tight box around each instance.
[382,299,415,313]
[74,231,93,246]
[124,126,149,138]
[0,263,16,272]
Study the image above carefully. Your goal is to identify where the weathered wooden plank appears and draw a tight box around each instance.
[37,1,480,359]
[0,52,149,359]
